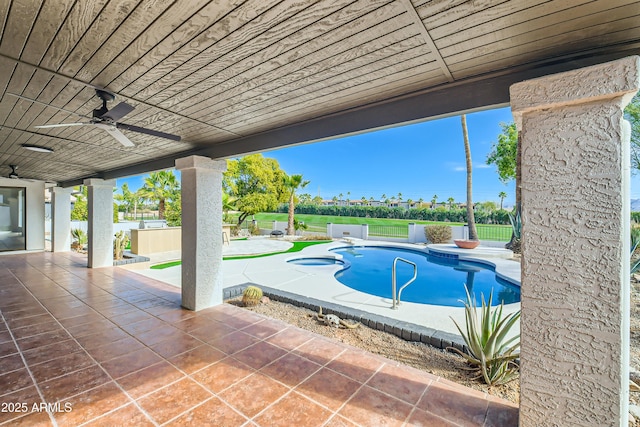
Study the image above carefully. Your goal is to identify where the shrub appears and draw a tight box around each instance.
[70,228,87,251]
[424,225,451,243]
[448,286,520,386]
[242,285,263,307]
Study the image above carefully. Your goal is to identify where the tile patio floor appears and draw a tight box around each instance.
[0,252,518,426]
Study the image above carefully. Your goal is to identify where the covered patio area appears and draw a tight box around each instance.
[0,252,517,426]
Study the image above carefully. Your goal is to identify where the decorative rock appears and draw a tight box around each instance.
[324,314,341,328]
[629,404,640,420]
[260,296,271,304]
[631,380,640,392]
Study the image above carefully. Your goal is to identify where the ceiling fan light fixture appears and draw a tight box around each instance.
[21,144,54,153]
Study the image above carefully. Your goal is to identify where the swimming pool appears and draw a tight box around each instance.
[329,246,520,307]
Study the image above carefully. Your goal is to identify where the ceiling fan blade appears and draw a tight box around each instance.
[35,122,87,128]
[100,101,134,121]
[6,93,92,119]
[94,123,135,147]
[116,122,181,141]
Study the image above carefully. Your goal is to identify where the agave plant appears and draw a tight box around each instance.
[449,285,521,386]
[631,227,640,275]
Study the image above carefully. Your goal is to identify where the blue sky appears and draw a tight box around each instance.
[117,105,640,206]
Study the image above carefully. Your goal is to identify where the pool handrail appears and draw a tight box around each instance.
[391,257,418,310]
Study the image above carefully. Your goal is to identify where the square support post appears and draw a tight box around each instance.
[176,156,227,311]
[511,56,639,427]
[51,187,72,252]
[84,179,116,268]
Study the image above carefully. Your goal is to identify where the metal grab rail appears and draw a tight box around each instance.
[391,257,418,310]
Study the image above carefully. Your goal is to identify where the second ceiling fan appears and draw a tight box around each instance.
[32,89,181,147]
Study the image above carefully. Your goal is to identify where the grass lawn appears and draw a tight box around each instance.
[150,240,331,269]
[248,213,512,241]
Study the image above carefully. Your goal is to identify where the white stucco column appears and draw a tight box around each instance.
[84,179,116,268]
[176,155,227,311]
[51,187,72,252]
[511,56,639,427]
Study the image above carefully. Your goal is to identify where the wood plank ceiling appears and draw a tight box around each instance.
[0,0,638,185]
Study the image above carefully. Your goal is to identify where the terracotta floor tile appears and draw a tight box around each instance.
[233,341,287,370]
[219,372,289,418]
[137,377,212,425]
[0,340,18,357]
[260,352,321,387]
[417,381,489,426]
[75,327,130,350]
[29,350,95,383]
[39,365,111,402]
[208,330,259,355]
[405,408,459,426]
[54,382,130,427]
[481,399,519,427]
[173,315,219,332]
[168,344,226,374]
[16,329,71,351]
[0,367,34,396]
[254,390,332,427]
[0,353,26,373]
[323,414,359,427]
[0,386,43,424]
[4,410,54,426]
[12,322,65,340]
[326,349,384,383]
[58,312,107,328]
[5,313,53,329]
[0,330,11,344]
[65,319,117,338]
[241,319,287,340]
[117,361,185,399]
[188,322,236,342]
[164,396,247,426]
[297,367,362,411]
[135,325,187,347]
[100,347,163,379]
[337,386,413,427]
[266,326,313,351]
[294,337,345,366]
[85,336,146,363]
[155,308,197,324]
[151,334,203,358]
[192,357,254,393]
[214,313,257,330]
[119,317,166,335]
[366,363,432,405]
[108,309,155,326]
[81,403,155,427]
[22,339,82,365]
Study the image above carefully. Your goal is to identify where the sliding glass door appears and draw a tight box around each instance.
[0,187,26,251]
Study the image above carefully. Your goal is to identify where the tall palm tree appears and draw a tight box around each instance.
[139,170,179,220]
[339,193,343,206]
[418,197,424,208]
[284,174,310,235]
[498,191,507,210]
[461,114,478,240]
[431,194,438,209]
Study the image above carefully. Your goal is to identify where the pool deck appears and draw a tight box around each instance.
[123,238,521,337]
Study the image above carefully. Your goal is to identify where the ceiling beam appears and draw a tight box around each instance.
[398,0,453,82]
[59,47,640,187]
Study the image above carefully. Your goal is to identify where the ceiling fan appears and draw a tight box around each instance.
[4,165,37,181]
[11,90,181,147]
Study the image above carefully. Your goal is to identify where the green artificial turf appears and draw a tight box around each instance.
[149,240,331,269]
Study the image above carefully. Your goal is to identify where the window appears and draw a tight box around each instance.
[0,187,26,251]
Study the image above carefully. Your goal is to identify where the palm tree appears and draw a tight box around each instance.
[447,197,455,210]
[406,198,413,209]
[397,192,402,203]
[139,170,179,220]
[339,193,343,206]
[369,196,374,205]
[431,194,438,209]
[461,114,478,240]
[498,191,507,210]
[418,197,424,208]
[332,196,338,206]
[361,196,367,206]
[284,174,310,235]
[346,191,351,206]
[381,193,386,203]
[115,183,135,220]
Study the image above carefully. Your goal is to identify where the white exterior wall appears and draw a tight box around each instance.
[512,56,639,427]
[0,178,45,252]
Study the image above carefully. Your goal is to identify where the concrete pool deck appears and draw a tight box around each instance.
[122,237,521,338]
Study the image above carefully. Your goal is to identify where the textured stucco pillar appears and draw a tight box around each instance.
[51,187,72,252]
[176,156,226,311]
[84,179,116,268]
[511,56,639,427]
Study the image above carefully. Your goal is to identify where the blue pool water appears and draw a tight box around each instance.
[330,246,520,307]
